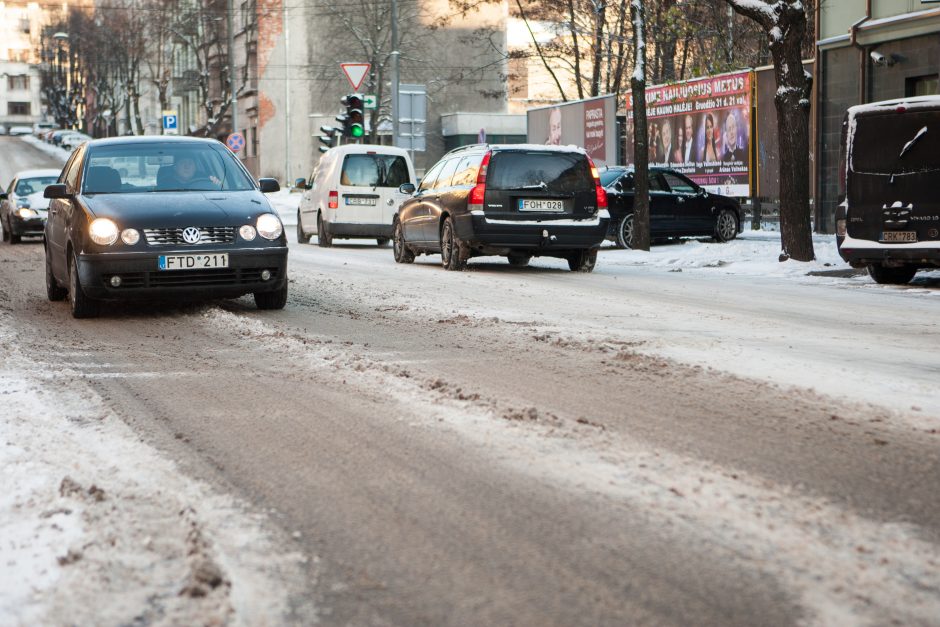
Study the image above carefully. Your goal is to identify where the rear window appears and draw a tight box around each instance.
[340,154,411,188]
[487,151,594,193]
[852,110,940,174]
[599,169,624,187]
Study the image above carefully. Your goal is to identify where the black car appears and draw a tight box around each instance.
[600,166,742,248]
[393,144,609,272]
[43,136,288,318]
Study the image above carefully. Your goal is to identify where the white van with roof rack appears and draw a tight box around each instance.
[295,144,416,247]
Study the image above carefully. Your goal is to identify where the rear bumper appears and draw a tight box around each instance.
[454,211,609,254]
[77,246,288,300]
[837,235,940,266]
[326,222,393,239]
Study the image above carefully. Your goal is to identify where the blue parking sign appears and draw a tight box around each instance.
[162,110,178,135]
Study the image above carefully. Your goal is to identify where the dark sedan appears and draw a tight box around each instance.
[44,136,288,318]
[600,166,742,248]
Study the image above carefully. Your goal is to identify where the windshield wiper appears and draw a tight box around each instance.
[510,182,549,191]
[899,126,927,159]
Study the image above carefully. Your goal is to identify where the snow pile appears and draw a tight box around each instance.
[0,314,312,625]
[19,136,71,163]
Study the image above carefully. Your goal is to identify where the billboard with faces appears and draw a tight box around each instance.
[526,95,618,166]
[623,71,753,197]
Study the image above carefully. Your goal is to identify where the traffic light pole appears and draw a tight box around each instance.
[226,0,238,137]
[391,0,400,149]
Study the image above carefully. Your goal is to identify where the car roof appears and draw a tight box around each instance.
[443,143,589,158]
[14,168,61,179]
[83,135,224,148]
[325,143,412,158]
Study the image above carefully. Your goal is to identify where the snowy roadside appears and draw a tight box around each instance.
[19,135,71,164]
[0,312,314,625]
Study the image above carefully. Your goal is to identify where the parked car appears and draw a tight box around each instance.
[43,136,287,318]
[9,126,33,136]
[1,169,62,243]
[59,132,92,151]
[33,122,56,136]
[49,129,77,145]
[394,144,609,271]
[600,166,742,248]
[295,144,416,247]
[0,125,7,136]
[836,96,940,285]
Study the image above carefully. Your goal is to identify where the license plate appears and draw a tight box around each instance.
[345,196,376,206]
[881,231,917,243]
[519,199,565,212]
[158,254,229,270]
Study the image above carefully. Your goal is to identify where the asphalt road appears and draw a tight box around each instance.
[1,137,939,626]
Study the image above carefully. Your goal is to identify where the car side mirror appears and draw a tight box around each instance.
[614,181,623,192]
[0,192,7,200]
[258,178,280,193]
[44,184,70,199]
[399,183,416,195]
[697,188,708,197]
[294,178,307,190]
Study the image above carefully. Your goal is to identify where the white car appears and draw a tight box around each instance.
[59,132,92,150]
[295,144,416,247]
[9,125,33,136]
[0,168,62,243]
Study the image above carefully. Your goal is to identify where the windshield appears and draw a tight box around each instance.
[852,111,940,174]
[83,143,255,194]
[600,169,625,187]
[487,151,595,193]
[15,176,59,196]
[340,154,411,188]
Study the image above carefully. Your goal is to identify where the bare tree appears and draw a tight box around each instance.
[723,0,814,261]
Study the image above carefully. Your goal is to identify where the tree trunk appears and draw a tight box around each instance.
[631,0,650,252]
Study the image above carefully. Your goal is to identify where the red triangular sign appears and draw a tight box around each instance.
[340,63,371,91]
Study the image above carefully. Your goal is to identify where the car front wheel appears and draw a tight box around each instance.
[393,220,415,264]
[317,213,333,247]
[507,254,531,267]
[867,263,916,285]
[46,248,67,301]
[68,253,99,318]
[567,249,597,272]
[296,210,308,243]
[714,209,738,242]
[615,214,634,249]
[254,282,288,309]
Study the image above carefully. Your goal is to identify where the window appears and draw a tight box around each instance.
[451,154,484,187]
[487,151,594,193]
[906,75,939,98]
[663,172,696,194]
[340,154,411,188]
[418,160,445,192]
[7,49,28,63]
[8,102,31,116]
[15,176,59,196]
[433,158,461,189]
[649,173,668,192]
[7,75,29,91]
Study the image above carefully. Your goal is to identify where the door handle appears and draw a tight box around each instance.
[677,197,684,203]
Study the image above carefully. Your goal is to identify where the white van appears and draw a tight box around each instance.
[296,144,416,247]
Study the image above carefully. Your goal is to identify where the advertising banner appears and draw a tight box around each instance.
[527,95,617,166]
[623,71,753,197]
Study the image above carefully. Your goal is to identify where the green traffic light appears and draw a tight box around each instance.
[351,125,364,138]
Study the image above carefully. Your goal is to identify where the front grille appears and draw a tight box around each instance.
[144,227,236,246]
[101,268,279,289]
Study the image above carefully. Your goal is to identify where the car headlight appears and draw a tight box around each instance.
[239,225,257,241]
[89,218,119,246]
[256,213,283,240]
[17,207,38,218]
[121,228,140,245]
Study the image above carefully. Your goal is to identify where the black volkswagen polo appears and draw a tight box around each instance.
[44,136,288,318]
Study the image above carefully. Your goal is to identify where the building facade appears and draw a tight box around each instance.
[0,2,50,131]
[816,0,940,233]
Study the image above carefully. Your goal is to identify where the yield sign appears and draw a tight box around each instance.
[340,63,371,91]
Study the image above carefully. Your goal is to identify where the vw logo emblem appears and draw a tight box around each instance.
[182,227,202,244]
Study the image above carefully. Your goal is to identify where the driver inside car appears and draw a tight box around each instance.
[160,155,221,190]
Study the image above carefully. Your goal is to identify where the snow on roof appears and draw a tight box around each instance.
[847,95,940,118]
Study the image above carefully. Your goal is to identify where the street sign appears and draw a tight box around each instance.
[340,63,370,91]
[226,132,246,153]
[162,110,178,135]
[396,84,426,152]
[363,94,377,110]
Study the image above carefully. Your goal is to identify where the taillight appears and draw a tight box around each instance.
[328,190,338,209]
[587,157,608,210]
[468,151,492,212]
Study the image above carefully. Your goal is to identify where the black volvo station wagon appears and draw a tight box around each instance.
[44,136,288,318]
[393,144,610,272]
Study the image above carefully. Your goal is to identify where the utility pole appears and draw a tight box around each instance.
[391,0,400,148]
[284,1,291,180]
[226,0,238,136]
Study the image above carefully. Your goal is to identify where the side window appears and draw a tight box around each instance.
[307,168,316,190]
[433,158,461,190]
[663,173,695,194]
[451,154,483,187]
[418,160,446,192]
[649,173,668,193]
[64,147,85,192]
[618,174,635,191]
